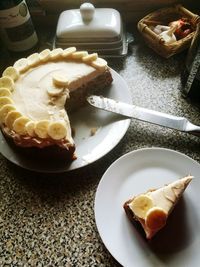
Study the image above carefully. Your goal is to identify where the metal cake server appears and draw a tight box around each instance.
[87,95,200,136]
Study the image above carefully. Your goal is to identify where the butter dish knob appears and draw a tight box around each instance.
[80,2,95,22]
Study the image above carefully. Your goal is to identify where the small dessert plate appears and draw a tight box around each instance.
[95,148,200,267]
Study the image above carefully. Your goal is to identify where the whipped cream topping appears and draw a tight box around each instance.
[128,176,193,217]
[0,48,109,146]
[146,176,193,214]
[12,61,99,122]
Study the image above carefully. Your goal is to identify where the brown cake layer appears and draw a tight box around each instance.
[66,69,113,112]
[123,199,147,238]
[2,129,76,162]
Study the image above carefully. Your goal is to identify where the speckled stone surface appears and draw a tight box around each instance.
[1,34,200,267]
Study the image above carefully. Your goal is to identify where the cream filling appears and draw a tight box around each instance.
[12,61,99,122]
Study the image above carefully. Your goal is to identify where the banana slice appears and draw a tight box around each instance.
[0,104,16,123]
[39,49,51,62]
[5,110,22,129]
[0,97,14,109]
[13,116,30,135]
[145,207,167,230]
[50,48,63,60]
[62,47,76,58]
[91,57,107,71]
[82,53,98,62]
[71,51,88,59]
[0,88,12,97]
[48,121,67,140]
[129,194,154,219]
[13,58,29,73]
[2,66,19,81]
[35,120,49,139]
[52,74,68,87]
[0,77,14,92]
[25,121,36,137]
[27,53,40,67]
[47,85,64,97]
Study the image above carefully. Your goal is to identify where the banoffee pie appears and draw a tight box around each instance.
[0,47,113,160]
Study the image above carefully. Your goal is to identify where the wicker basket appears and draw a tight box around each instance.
[137,5,200,58]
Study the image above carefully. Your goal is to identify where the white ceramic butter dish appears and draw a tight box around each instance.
[54,3,132,57]
[56,3,122,41]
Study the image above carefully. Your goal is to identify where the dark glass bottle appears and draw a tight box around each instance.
[180,22,200,101]
[0,0,38,55]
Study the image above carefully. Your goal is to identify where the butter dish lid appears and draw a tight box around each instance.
[56,3,122,41]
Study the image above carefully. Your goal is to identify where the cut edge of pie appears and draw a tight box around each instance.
[123,175,193,240]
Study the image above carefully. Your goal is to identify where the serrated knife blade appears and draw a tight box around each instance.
[87,95,200,136]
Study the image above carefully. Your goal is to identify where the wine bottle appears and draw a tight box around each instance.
[0,0,38,55]
[180,22,200,101]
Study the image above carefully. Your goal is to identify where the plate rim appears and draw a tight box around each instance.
[0,68,131,173]
[94,147,200,267]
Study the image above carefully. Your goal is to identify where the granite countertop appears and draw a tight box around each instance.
[1,34,200,267]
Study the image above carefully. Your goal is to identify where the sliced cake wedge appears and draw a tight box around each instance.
[123,175,193,239]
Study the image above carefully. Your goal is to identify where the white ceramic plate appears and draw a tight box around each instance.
[95,148,200,267]
[0,69,131,173]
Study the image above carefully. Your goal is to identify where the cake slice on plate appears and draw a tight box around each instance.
[123,175,193,239]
